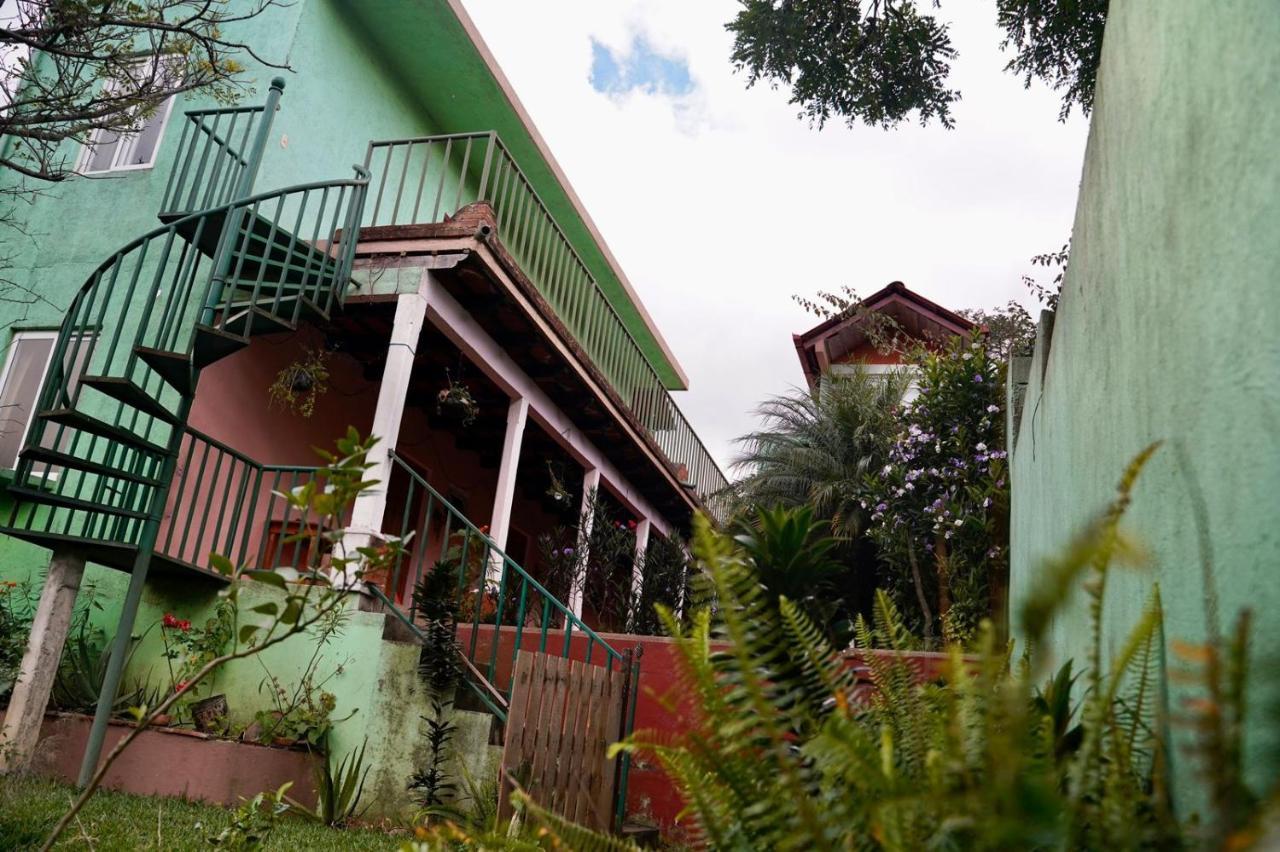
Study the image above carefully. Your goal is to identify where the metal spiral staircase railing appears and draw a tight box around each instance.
[0,79,372,785]
[2,80,368,562]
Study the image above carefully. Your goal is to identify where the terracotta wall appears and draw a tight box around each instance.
[458,624,954,835]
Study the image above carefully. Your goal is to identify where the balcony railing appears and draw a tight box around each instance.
[362,133,729,521]
[158,429,327,574]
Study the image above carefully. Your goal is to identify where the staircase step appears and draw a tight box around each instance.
[19,446,164,488]
[38,409,169,456]
[219,306,296,338]
[227,291,332,326]
[6,485,149,520]
[192,324,248,369]
[135,347,193,396]
[80,376,180,424]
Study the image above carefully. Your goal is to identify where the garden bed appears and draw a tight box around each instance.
[0,710,321,809]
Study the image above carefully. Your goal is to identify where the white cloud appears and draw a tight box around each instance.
[460,0,1088,475]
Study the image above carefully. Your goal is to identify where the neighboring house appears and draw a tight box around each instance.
[1008,0,1279,812]
[792,280,975,399]
[0,0,724,821]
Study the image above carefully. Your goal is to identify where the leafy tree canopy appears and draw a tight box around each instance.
[727,0,1108,129]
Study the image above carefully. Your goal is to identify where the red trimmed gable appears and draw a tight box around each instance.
[793,281,975,388]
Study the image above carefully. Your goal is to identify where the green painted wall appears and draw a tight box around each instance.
[1009,0,1280,811]
[0,552,496,817]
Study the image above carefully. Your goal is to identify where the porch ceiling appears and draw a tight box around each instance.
[329,292,696,531]
[342,236,700,531]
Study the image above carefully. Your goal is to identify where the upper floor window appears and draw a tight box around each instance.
[0,331,57,469]
[76,66,178,174]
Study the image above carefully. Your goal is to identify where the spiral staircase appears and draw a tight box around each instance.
[0,80,368,574]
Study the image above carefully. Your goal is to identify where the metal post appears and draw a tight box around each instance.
[78,397,194,787]
[202,77,286,324]
[77,79,287,788]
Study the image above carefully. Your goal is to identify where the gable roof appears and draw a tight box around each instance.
[792,281,975,388]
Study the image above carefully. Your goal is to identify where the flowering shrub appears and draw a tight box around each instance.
[864,332,1008,643]
[159,601,233,707]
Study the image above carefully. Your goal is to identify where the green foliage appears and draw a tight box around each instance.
[1024,240,1071,311]
[958,299,1037,360]
[267,347,331,418]
[535,488,687,635]
[727,0,960,129]
[606,446,1274,849]
[207,783,293,850]
[0,579,35,704]
[731,506,850,638]
[252,607,351,750]
[289,741,372,828]
[725,1,1106,129]
[865,331,1008,644]
[413,562,463,695]
[998,0,1108,121]
[408,701,458,809]
[733,367,909,538]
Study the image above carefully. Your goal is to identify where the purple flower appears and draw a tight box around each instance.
[986,404,1000,414]
[561,547,574,556]
[974,374,984,383]
[875,503,888,512]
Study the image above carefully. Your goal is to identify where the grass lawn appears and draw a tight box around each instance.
[0,776,406,851]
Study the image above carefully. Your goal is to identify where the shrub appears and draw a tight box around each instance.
[865,331,1008,644]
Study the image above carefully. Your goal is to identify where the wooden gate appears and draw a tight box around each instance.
[497,650,632,832]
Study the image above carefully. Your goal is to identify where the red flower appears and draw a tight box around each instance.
[179,620,192,632]
[162,613,180,629]
[627,520,638,531]
[175,681,189,693]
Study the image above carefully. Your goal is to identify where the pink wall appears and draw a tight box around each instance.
[165,329,569,580]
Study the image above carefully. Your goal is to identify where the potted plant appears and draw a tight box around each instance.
[435,369,479,426]
[268,347,331,418]
[192,693,230,733]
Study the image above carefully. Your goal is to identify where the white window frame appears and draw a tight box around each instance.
[76,65,179,175]
[0,330,58,471]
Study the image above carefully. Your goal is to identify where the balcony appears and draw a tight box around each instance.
[359,133,728,521]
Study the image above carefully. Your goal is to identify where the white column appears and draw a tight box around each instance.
[339,292,427,583]
[486,396,529,581]
[567,467,600,619]
[0,550,85,773]
[629,518,652,629]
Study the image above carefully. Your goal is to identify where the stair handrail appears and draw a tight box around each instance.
[374,451,629,709]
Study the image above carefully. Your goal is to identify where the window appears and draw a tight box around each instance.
[76,68,177,174]
[0,332,94,470]
[0,331,57,469]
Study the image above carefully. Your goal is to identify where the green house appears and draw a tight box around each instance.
[0,0,724,823]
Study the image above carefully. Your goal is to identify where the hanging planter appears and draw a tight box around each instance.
[268,347,331,418]
[436,369,479,427]
[545,461,573,508]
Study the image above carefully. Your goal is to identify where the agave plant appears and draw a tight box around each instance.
[289,739,371,828]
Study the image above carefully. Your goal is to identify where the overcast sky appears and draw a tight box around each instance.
[460,0,1090,476]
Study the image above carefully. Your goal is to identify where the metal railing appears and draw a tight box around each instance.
[374,451,635,699]
[160,104,267,216]
[158,428,326,574]
[362,133,729,521]
[370,450,642,828]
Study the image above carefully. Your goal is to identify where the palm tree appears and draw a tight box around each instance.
[730,367,909,536]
